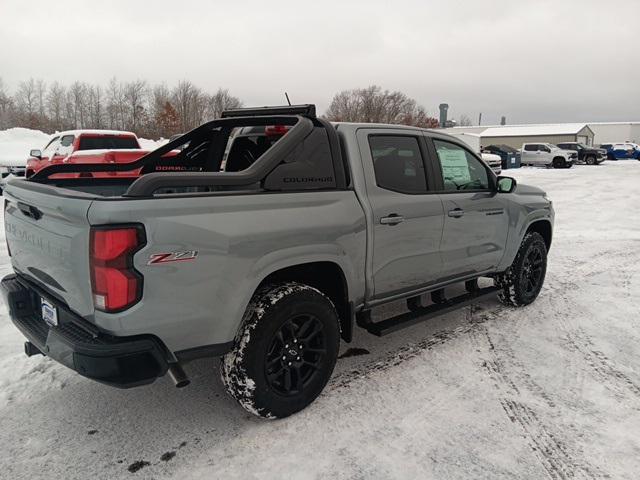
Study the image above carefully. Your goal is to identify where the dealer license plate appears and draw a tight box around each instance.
[41,297,58,327]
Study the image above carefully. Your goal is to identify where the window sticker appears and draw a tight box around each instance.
[438,148,470,183]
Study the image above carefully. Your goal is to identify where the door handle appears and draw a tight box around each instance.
[380,214,404,225]
[17,202,42,220]
[448,208,465,218]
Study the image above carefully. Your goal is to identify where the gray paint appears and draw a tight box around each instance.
[3,123,553,355]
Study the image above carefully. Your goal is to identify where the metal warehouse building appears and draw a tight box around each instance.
[443,122,640,148]
[444,124,595,149]
[587,122,640,144]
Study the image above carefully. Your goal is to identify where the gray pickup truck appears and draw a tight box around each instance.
[1,105,553,418]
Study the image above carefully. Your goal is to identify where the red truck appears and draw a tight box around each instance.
[26,130,164,179]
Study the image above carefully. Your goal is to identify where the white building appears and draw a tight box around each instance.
[443,122,640,148]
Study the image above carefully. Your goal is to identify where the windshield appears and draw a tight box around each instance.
[77,136,139,150]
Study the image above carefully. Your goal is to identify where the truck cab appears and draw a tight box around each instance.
[520,142,576,168]
[556,142,606,165]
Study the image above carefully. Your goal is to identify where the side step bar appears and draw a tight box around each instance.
[362,286,500,337]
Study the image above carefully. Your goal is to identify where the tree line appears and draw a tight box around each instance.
[0,79,442,138]
[0,77,242,139]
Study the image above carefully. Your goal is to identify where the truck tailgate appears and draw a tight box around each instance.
[3,183,94,317]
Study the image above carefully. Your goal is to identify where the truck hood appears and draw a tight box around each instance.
[515,183,546,196]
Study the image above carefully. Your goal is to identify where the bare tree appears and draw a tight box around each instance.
[14,79,40,128]
[47,82,67,131]
[123,80,147,132]
[68,81,88,128]
[87,85,104,129]
[2,77,244,137]
[0,78,13,129]
[172,80,204,132]
[206,88,242,120]
[106,78,126,130]
[458,114,473,126]
[325,85,439,128]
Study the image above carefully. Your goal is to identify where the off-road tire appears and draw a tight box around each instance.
[221,282,340,419]
[495,232,547,307]
[585,155,596,165]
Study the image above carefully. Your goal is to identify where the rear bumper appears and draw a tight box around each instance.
[1,274,170,388]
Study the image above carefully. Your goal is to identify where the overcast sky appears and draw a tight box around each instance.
[1,0,638,125]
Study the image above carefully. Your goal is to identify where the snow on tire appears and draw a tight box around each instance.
[220,282,340,419]
[495,231,548,307]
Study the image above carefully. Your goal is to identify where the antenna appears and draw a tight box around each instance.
[285,92,292,106]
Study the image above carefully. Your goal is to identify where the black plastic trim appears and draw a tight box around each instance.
[221,104,316,118]
[174,342,234,362]
[124,115,315,196]
[1,274,171,388]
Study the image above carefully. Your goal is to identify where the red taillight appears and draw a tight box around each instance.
[264,125,290,137]
[90,226,144,312]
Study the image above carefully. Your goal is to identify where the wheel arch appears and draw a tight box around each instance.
[253,261,353,343]
[525,219,552,250]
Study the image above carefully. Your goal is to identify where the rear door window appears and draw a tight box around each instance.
[524,144,538,151]
[369,135,427,194]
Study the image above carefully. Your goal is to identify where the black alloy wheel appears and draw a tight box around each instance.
[520,245,544,296]
[265,314,326,396]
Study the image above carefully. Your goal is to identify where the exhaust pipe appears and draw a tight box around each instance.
[167,363,190,388]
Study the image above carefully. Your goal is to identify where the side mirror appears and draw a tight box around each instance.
[29,149,42,159]
[497,176,517,193]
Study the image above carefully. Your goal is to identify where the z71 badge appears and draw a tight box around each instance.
[148,251,198,265]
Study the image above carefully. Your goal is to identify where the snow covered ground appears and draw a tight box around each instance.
[1,161,639,479]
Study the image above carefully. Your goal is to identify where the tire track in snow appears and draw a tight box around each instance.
[328,305,507,391]
[561,326,640,401]
[474,323,603,479]
[546,243,640,402]
[546,275,640,402]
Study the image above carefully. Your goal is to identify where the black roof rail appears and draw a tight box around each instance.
[221,104,316,118]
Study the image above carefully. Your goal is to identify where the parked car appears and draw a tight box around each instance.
[481,152,502,175]
[2,104,554,418]
[0,165,26,194]
[482,144,521,169]
[556,142,606,165]
[26,130,144,178]
[599,142,640,160]
[520,143,576,168]
[25,130,185,178]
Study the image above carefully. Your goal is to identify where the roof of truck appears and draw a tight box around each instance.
[54,129,138,137]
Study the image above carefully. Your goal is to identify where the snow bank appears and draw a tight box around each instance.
[0,128,50,166]
[138,137,166,150]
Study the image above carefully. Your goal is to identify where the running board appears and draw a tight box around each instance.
[364,286,500,337]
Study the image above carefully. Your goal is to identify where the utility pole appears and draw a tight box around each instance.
[478,113,482,126]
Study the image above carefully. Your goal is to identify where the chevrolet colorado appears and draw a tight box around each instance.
[1,105,553,418]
